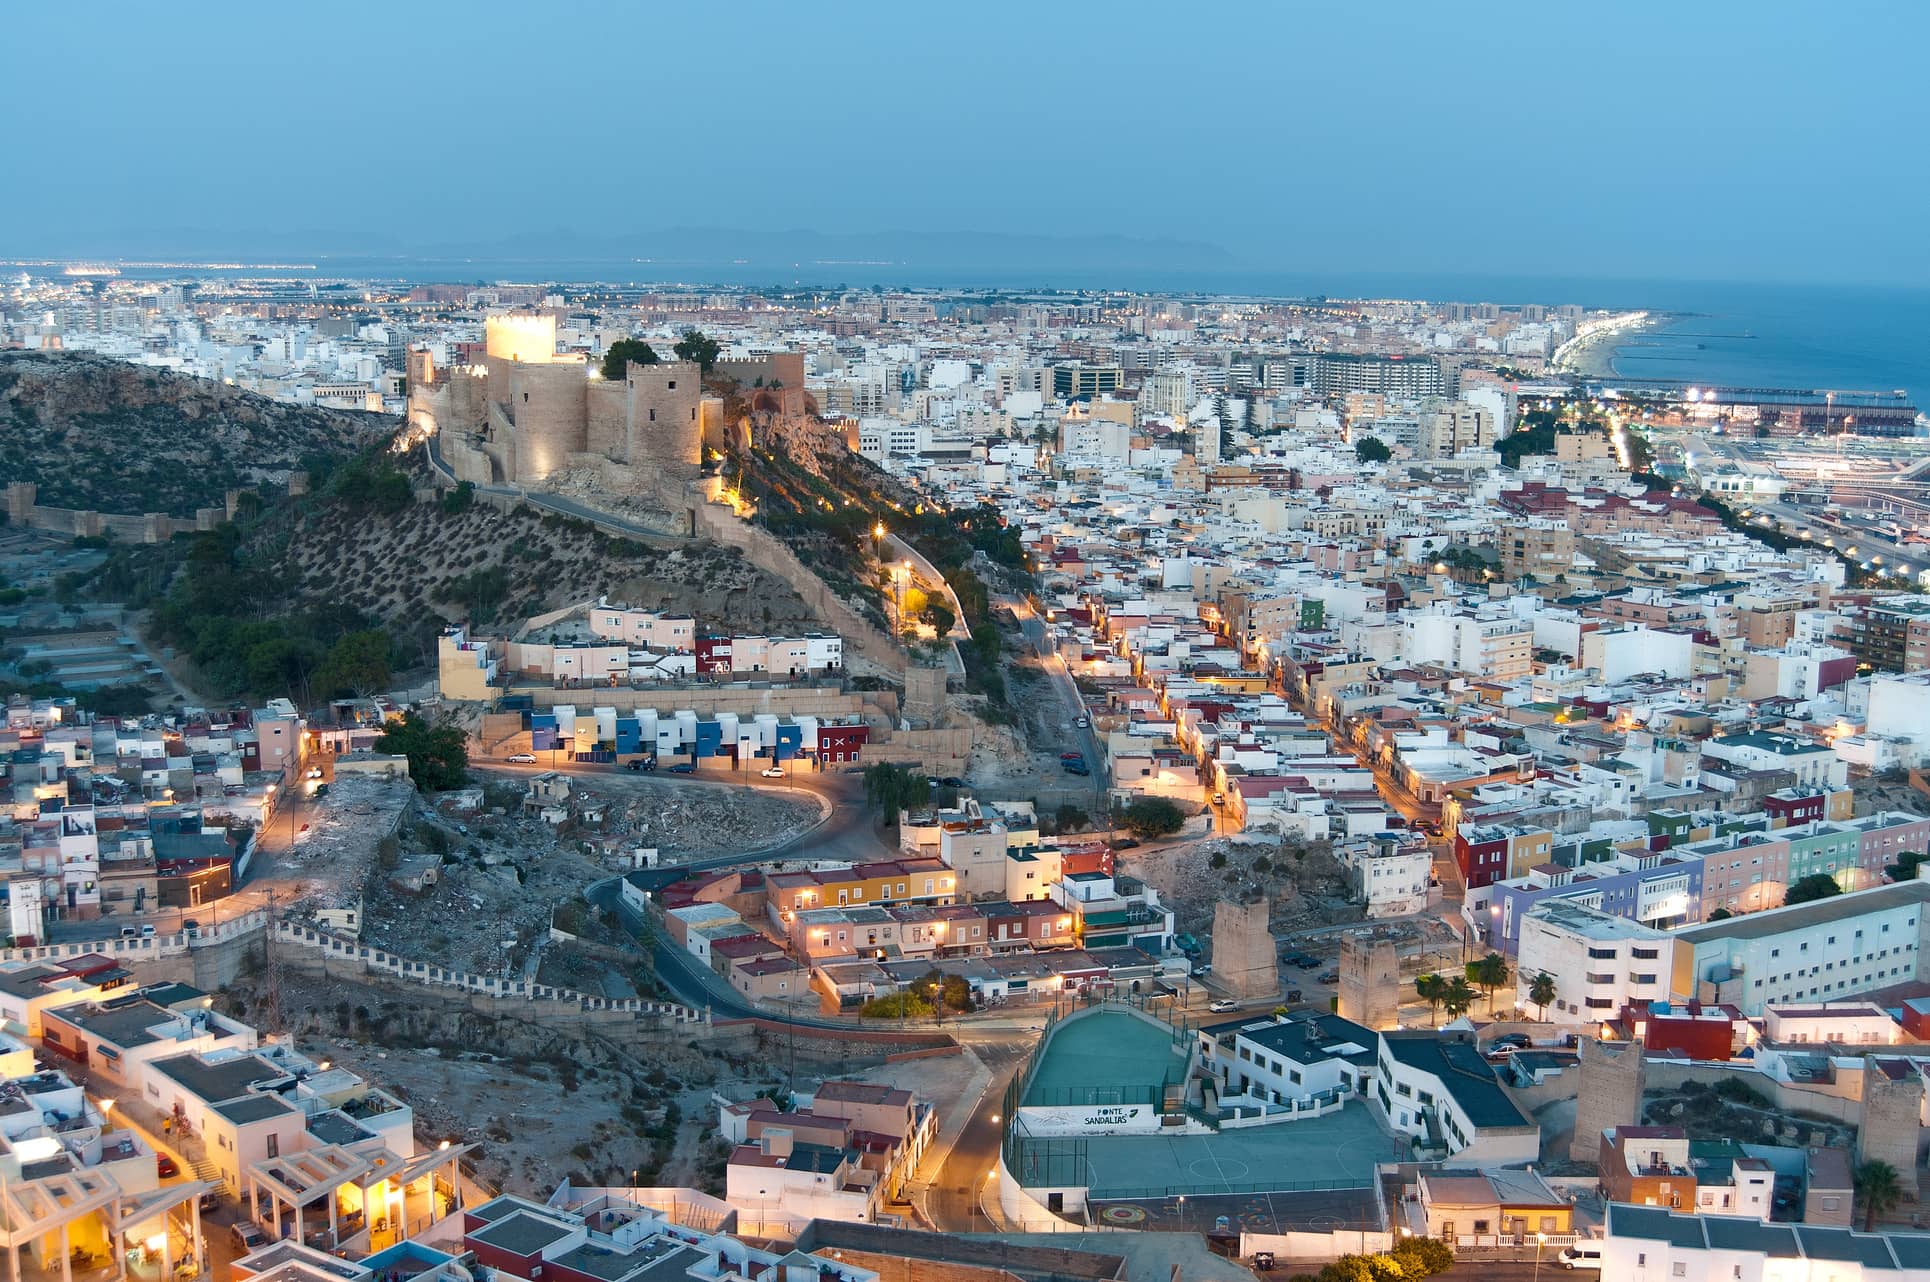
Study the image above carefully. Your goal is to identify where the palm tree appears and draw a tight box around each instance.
[1467,952,1511,1016]
[1441,978,1476,1021]
[1528,972,1557,1022]
[1415,974,1446,1027]
[1856,1159,1904,1232]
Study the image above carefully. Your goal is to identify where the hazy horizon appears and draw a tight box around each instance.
[11,1,1928,289]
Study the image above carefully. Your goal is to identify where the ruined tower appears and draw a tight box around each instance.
[1210,897,1279,1002]
[1569,1038,1647,1164]
[1337,934,1401,1029]
[1857,1056,1924,1194]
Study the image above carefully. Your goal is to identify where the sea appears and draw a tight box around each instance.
[74,257,1930,411]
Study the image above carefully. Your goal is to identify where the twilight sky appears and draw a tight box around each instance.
[10,0,1928,286]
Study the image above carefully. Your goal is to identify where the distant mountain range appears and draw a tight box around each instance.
[17,226,1240,277]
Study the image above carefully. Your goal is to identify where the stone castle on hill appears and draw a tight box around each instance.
[408,313,804,499]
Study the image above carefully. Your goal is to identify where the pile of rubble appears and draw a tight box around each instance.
[1122,835,1364,937]
[274,775,418,924]
[607,782,819,856]
[347,773,819,978]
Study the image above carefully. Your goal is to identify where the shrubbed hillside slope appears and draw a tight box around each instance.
[0,351,389,516]
[251,482,823,645]
[90,448,826,700]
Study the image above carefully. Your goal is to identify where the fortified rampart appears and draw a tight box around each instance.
[693,499,905,675]
[4,481,259,545]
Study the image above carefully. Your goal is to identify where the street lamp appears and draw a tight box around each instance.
[1534,1230,1547,1282]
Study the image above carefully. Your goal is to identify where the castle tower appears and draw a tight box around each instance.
[507,362,590,483]
[623,360,704,480]
[1336,934,1400,1029]
[5,482,36,526]
[484,313,561,365]
[406,346,436,389]
[1569,1039,1647,1164]
[1210,897,1279,1001]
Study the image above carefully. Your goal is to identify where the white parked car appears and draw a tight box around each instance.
[761,767,786,778]
[507,753,537,764]
[1558,1243,1603,1270]
[1208,999,1239,1013]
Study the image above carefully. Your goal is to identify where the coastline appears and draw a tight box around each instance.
[1551,311,1669,380]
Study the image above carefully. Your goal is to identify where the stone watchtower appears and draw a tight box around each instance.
[1336,934,1401,1029]
[902,665,947,727]
[1857,1056,1924,1194]
[622,360,704,481]
[1210,897,1279,1002]
[1569,1038,1647,1164]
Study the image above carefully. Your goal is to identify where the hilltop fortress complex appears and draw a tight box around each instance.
[407,312,806,502]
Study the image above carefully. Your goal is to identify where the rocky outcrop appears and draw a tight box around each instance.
[0,351,391,516]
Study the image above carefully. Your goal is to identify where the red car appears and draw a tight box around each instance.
[157,1154,179,1178]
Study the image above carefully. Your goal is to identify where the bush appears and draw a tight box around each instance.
[1712,1077,1770,1107]
[858,991,935,1019]
[1120,797,1185,839]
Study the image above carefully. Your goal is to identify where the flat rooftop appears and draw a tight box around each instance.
[1024,1010,1185,1108]
[1675,880,1930,945]
[1013,1101,1398,1199]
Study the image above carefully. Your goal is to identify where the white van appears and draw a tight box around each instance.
[1558,1242,1603,1270]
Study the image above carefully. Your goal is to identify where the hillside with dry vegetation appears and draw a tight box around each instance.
[82,445,824,702]
[0,351,391,516]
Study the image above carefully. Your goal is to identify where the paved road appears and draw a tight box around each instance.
[1004,596,1104,809]
[423,436,682,543]
[926,1054,1025,1233]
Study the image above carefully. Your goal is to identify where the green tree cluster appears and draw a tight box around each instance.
[1119,797,1185,839]
[601,339,660,380]
[862,763,931,817]
[329,454,413,514]
[1466,951,1510,1015]
[1784,872,1843,906]
[1307,1236,1454,1282]
[858,990,933,1019]
[1353,435,1392,464]
[374,712,469,792]
[150,526,396,702]
[673,329,721,372]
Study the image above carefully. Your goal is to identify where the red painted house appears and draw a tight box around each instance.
[1455,828,1509,890]
[693,636,732,675]
[1614,1000,1744,1061]
[1764,790,1827,828]
[815,721,869,765]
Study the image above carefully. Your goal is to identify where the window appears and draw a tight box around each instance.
[1672,1265,1686,1278]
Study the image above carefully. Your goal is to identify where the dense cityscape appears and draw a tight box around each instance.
[5,6,1930,1282]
